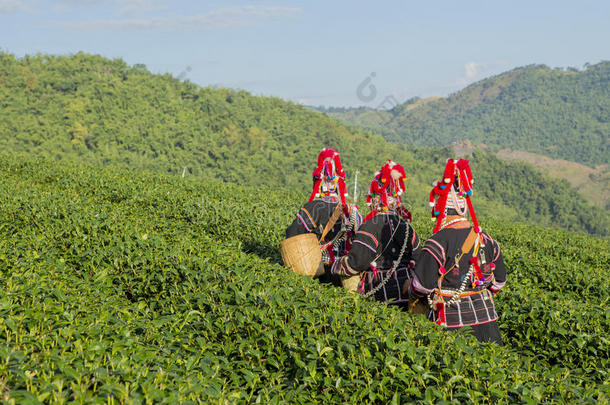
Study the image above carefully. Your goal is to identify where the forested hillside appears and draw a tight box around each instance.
[330,63,609,167]
[0,52,607,235]
[0,52,405,188]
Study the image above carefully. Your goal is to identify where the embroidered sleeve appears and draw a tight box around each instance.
[285,206,317,238]
[409,274,434,297]
[354,230,379,251]
[412,230,420,251]
[492,240,501,262]
[482,233,507,293]
[421,238,446,267]
[297,207,316,232]
[412,248,443,294]
[482,233,501,262]
[340,222,382,272]
[410,235,446,296]
[410,226,421,262]
[331,255,360,277]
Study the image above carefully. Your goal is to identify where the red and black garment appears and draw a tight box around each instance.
[286,199,359,243]
[286,199,361,285]
[285,148,361,285]
[332,212,420,306]
[410,227,506,343]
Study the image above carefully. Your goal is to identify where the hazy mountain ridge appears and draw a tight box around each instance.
[330,63,609,167]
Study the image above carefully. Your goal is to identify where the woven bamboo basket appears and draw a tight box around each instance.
[280,233,324,277]
[341,275,361,293]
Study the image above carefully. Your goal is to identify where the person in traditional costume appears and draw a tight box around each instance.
[407,158,507,344]
[331,160,420,307]
[285,148,361,285]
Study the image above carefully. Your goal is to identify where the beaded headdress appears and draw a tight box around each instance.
[429,158,480,233]
[308,148,348,209]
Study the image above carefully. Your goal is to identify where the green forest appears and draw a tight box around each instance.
[329,62,609,167]
[0,52,607,235]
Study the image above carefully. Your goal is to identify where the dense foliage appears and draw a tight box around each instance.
[0,154,608,403]
[469,151,609,236]
[0,52,607,235]
[0,51,407,188]
[331,63,610,167]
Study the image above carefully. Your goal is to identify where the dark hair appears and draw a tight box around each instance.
[446,208,464,216]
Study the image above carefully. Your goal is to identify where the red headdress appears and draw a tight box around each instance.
[429,158,480,234]
[365,160,411,222]
[308,148,349,214]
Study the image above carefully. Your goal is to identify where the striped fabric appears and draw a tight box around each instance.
[356,230,379,247]
[336,256,359,277]
[434,289,498,328]
[361,266,411,305]
[482,233,502,262]
[422,238,445,266]
[352,239,377,253]
[296,207,316,232]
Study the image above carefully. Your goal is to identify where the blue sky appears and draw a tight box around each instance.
[1,0,608,106]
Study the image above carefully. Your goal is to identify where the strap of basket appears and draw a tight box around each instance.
[460,228,478,255]
[320,202,343,243]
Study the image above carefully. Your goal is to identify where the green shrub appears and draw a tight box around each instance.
[0,155,608,403]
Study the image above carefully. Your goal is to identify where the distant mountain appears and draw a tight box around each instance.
[306,105,372,114]
[330,63,610,167]
[0,52,607,235]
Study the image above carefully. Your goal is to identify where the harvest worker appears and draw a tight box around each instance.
[331,160,420,307]
[284,148,361,285]
[407,158,507,344]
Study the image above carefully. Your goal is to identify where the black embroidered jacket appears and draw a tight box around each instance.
[286,200,344,241]
[410,227,507,327]
[332,212,420,304]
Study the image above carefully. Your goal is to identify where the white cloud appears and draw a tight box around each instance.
[458,61,486,86]
[0,0,26,13]
[63,5,301,30]
[456,60,509,87]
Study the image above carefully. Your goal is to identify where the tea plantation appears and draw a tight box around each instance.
[0,154,608,403]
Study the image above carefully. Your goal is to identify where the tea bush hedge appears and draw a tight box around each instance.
[0,155,608,403]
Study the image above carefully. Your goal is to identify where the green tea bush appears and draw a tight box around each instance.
[0,154,608,403]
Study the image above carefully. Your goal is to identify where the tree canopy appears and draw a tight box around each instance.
[0,52,607,235]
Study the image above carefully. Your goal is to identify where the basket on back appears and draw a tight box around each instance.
[280,233,325,277]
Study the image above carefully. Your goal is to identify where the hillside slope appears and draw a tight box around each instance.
[0,52,407,188]
[331,63,609,167]
[0,52,607,235]
[496,149,610,209]
[0,154,608,402]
